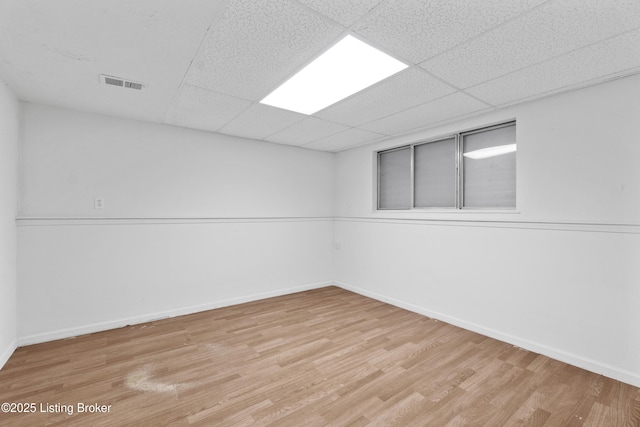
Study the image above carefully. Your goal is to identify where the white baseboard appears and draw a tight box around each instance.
[0,338,17,371]
[335,281,640,388]
[18,281,332,347]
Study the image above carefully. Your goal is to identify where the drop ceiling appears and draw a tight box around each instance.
[1,0,639,152]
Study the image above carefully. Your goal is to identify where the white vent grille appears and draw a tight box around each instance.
[100,75,145,91]
[125,81,143,90]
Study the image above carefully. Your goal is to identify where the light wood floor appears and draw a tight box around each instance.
[0,287,638,426]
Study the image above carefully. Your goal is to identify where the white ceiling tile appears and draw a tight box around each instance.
[219,103,306,140]
[185,0,343,101]
[0,0,224,122]
[303,128,385,151]
[266,117,349,146]
[165,84,252,132]
[361,92,491,135]
[422,0,640,89]
[315,67,456,126]
[353,0,547,63]
[296,0,385,27]
[466,29,640,106]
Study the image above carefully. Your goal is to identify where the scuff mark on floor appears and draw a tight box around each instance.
[125,364,191,394]
[204,343,225,352]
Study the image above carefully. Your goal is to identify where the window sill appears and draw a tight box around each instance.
[373,209,521,215]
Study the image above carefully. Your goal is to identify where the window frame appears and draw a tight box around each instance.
[376,121,516,211]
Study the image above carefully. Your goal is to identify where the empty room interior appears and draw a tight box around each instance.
[1,0,640,425]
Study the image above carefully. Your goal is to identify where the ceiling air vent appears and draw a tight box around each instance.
[100,75,145,91]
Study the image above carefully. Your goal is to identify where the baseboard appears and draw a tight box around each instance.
[335,281,640,388]
[0,338,17,371]
[18,281,333,347]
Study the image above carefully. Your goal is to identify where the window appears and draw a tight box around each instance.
[378,146,411,209]
[377,122,516,210]
[414,137,457,208]
[462,123,516,208]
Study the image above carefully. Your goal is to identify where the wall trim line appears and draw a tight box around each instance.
[334,216,640,235]
[16,217,334,227]
[15,216,640,234]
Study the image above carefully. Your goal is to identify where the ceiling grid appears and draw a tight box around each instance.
[1,0,639,151]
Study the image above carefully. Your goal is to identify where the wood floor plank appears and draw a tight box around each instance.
[0,286,638,426]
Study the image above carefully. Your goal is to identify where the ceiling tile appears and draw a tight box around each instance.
[266,116,349,146]
[353,0,547,63]
[361,92,491,135]
[219,103,306,140]
[316,67,456,126]
[165,84,252,132]
[303,128,385,151]
[296,0,385,27]
[466,29,640,106]
[0,0,224,122]
[422,0,640,89]
[185,0,343,101]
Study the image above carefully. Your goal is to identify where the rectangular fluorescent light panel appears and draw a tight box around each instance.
[463,144,517,160]
[260,35,408,115]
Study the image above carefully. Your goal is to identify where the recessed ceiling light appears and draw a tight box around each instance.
[260,35,408,115]
[463,144,517,160]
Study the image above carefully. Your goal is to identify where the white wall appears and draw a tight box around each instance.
[17,104,334,343]
[333,73,640,387]
[20,103,334,218]
[13,75,640,388]
[0,80,19,369]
